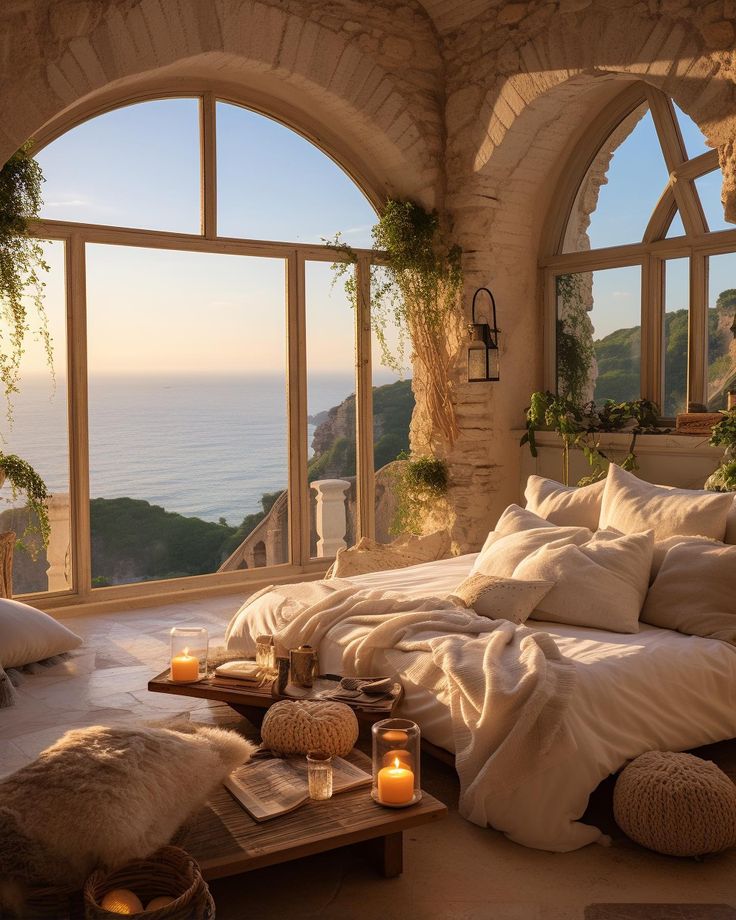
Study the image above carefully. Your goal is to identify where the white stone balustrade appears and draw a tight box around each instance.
[310,479,350,557]
[46,493,71,592]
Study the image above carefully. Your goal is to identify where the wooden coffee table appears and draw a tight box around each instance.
[185,748,447,880]
[148,667,403,730]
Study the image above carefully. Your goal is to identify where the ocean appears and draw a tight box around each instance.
[6,373,388,526]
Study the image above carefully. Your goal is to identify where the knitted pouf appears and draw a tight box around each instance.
[261,700,359,756]
[613,750,736,857]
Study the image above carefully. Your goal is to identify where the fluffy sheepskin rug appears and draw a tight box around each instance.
[0,720,254,902]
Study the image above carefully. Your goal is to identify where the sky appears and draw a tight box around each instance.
[14,94,736,379]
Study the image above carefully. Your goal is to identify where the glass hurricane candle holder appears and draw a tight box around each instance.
[371,718,421,808]
[169,626,208,683]
[307,751,333,801]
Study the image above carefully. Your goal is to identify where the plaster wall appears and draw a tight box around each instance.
[1,0,735,551]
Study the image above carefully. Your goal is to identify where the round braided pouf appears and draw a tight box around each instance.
[613,750,736,857]
[261,700,359,756]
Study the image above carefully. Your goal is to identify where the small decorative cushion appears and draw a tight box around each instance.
[329,531,451,578]
[641,542,736,642]
[599,464,733,542]
[513,530,653,633]
[261,700,358,756]
[471,505,592,579]
[613,750,736,856]
[524,475,605,531]
[448,574,554,624]
[0,722,254,890]
[0,597,82,669]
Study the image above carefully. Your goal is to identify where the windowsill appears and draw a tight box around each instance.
[513,427,721,455]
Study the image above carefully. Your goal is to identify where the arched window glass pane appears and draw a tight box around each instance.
[666,209,686,238]
[663,258,689,416]
[707,252,736,410]
[673,102,710,160]
[216,102,375,245]
[695,170,732,233]
[563,105,670,252]
[36,99,201,233]
[556,266,641,403]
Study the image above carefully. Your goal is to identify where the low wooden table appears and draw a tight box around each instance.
[148,667,402,729]
[185,749,446,880]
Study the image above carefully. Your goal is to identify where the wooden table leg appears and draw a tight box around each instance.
[228,704,266,727]
[380,831,403,878]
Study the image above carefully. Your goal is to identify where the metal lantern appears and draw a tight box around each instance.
[467,287,500,382]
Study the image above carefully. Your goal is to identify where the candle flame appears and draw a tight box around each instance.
[183,647,189,656]
[393,757,400,769]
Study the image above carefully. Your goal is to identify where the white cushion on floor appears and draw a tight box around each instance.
[0,597,82,668]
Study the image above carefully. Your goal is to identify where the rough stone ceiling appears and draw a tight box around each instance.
[415,0,494,33]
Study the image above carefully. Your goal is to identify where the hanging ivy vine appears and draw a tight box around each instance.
[0,143,52,552]
[327,199,463,446]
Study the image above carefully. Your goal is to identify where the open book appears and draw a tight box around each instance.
[224,755,371,822]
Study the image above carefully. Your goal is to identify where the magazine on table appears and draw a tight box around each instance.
[224,754,371,821]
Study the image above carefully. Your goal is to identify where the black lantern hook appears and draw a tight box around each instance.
[467,287,500,382]
[470,287,500,346]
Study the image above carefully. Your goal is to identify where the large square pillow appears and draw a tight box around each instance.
[524,475,605,531]
[0,597,82,669]
[448,574,554,624]
[641,542,736,641]
[472,516,592,580]
[599,464,733,542]
[0,722,255,891]
[513,529,654,633]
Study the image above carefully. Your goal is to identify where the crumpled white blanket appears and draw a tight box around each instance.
[227,578,576,827]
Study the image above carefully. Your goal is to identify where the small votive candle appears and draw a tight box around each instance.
[377,757,415,806]
[307,751,333,801]
[170,626,208,682]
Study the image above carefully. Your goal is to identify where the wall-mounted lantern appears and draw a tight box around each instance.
[467,287,500,383]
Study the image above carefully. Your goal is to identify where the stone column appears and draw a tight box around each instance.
[310,479,350,557]
[46,493,71,592]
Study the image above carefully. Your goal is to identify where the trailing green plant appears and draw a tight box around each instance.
[0,144,52,550]
[521,391,662,486]
[327,199,463,446]
[0,453,50,555]
[390,453,448,535]
[710,409,736,450]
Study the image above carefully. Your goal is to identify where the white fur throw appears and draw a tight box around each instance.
[0,721,254,895]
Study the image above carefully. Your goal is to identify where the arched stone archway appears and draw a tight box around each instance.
[0,0,444,207]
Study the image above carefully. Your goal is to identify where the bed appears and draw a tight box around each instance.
[225,551,736,853]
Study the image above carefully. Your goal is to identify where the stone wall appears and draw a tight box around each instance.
[1,0,735,553]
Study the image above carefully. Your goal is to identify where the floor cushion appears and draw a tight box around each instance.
[0,597,82,670]
[614,751,736,856]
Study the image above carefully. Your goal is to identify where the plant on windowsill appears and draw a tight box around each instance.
[521,391,663,487]
[0,142,52,554]
[705,410,736,492]
[390,453,449,536]
[326,199,463,448]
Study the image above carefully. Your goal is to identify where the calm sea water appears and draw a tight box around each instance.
[4,374,369,526]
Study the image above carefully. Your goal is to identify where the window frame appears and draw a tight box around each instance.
[24,91,381,612]
[540,82,736,417]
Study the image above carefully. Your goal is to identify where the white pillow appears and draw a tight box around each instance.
[524,475,605,531]
[513,529,654,633]
[448,574,554,624]
[727,498,736,544]
[474,504,557,561]
[641,542,736,642]
[651,534,720,582]
[599,464,733,542]
[0,597,82,669]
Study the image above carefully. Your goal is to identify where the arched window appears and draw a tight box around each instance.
[17,94,398,606]
[544,83,736,420]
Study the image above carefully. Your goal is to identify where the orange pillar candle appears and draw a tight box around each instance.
[170,647,199,682]
[377,757,414,805]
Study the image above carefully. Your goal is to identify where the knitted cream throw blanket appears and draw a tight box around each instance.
[266,578,576,827]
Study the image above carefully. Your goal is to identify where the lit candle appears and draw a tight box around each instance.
[170,647,199,682]
[377,756,414,806]
[382,749,413,768]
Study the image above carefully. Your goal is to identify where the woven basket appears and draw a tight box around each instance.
[83,846,214,920]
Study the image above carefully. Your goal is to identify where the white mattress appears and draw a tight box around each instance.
[228,554,736,850]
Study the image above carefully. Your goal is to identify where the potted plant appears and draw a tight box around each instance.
[705,410,736,492]
[0,142,52,553]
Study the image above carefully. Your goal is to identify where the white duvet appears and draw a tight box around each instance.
[225,553,736,852]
